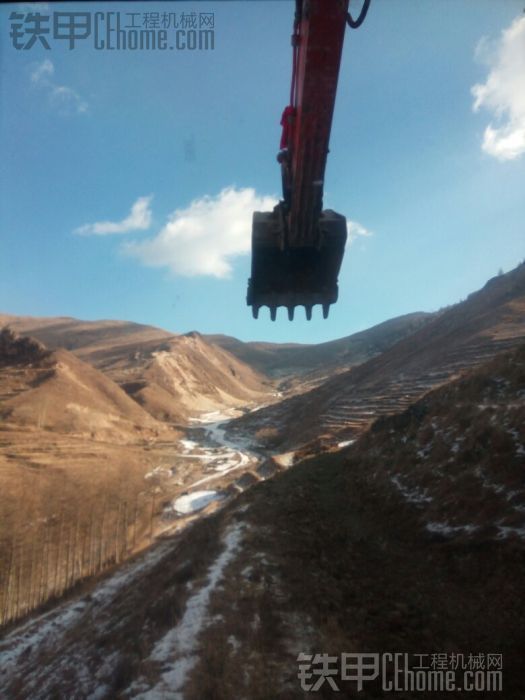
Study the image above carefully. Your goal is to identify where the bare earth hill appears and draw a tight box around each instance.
[0,317,273,424]
[0,316,174,363]
[0,328,165,444]
[103,331,272,423]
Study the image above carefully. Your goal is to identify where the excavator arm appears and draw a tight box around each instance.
[288,0,349,248]
[247,0,370,321]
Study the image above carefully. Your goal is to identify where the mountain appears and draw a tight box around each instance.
[207,311,433,380]
[0,317,273,423]
[104,331,272,423]
[0,315,174,364]
[229,263,525,451]
[3,263,524,443]
[0,327,166,443]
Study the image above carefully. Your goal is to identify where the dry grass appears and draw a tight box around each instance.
[254,427,282,449]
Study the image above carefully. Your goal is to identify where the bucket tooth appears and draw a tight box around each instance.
[270,306,277,322]
[287,306,294,321]
[252,305,260,320]
[305,305,313,321]
[322,303,330,319]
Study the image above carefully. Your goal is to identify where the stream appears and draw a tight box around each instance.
[163,410,262,516]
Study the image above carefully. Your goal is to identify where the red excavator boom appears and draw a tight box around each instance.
[247,0,370,321]
[289,0,349,248]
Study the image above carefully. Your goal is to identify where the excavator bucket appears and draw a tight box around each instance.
[247,206,347,320]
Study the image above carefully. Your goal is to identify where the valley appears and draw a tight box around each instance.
[0,264,524,698]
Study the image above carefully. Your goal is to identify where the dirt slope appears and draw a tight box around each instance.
[230,263,525,451]
[101,331,272,423]
[0,317,273,423]
[0,328,165,443]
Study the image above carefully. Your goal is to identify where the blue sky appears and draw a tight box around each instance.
[1,0,524,344]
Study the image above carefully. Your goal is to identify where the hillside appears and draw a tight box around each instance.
[346,342,525,539]
[229,263,525,451]
[2,344,523,699]
[0,322,270,631]
[104,331,272,423]
[0,317,273,423]
[0,328,165,444]
[0,315,174,364]
[207,311,432,380]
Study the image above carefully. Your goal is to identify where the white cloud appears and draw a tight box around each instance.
[347,219,373,243]
[471,16,525,161]
[74,196,153,236]
[31,58,53,83]
[124,188,277,279]
[30,58,88,115]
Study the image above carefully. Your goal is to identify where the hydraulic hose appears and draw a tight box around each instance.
[346,0,371,29]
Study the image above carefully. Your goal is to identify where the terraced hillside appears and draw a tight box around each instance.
[228,263,525,452]
[319,335,523,440]
[208,311,432,382]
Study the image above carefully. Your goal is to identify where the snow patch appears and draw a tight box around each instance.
[391,475,432,505]
[227,635,241,652]
[425,521,478,537]
[133,523,243,699]
[417,446,431,460]
[496,525,525,540]
[179,438,198,451]
[144,466,172,480]
[0,539,174,696]
[173,491,220,515]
